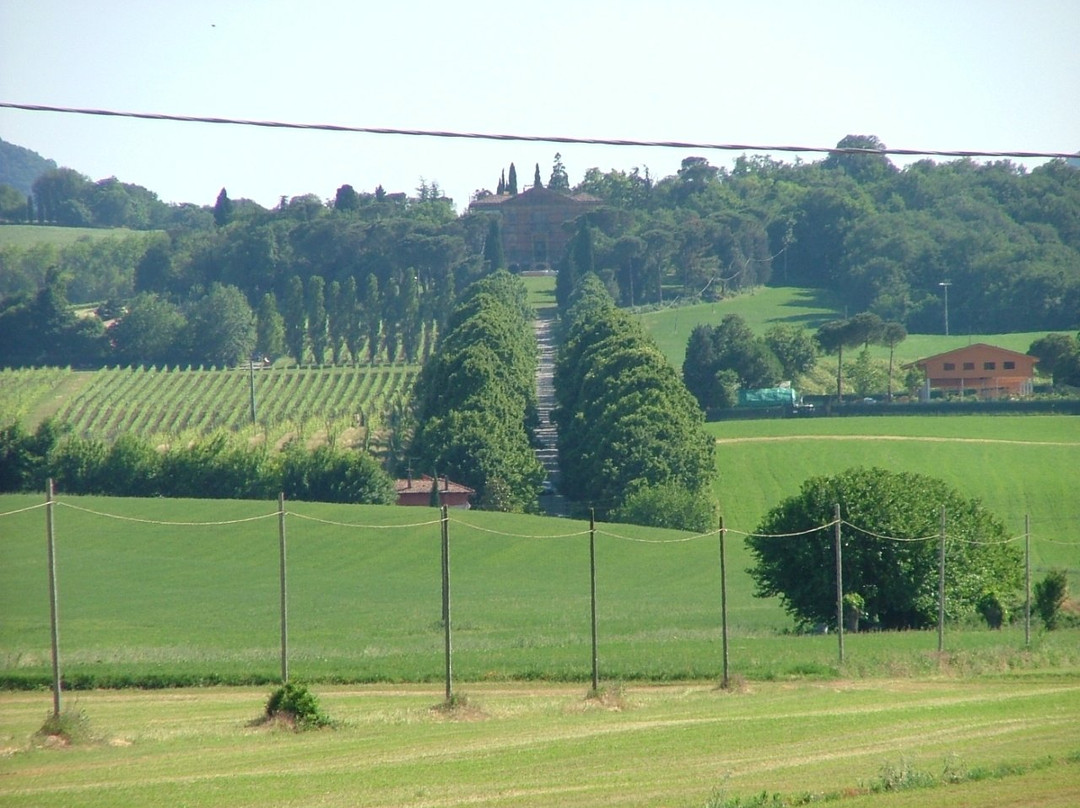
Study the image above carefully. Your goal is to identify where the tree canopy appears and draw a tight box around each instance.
[746,467,1023,630]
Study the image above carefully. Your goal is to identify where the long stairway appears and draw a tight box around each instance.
[533,315,568,516]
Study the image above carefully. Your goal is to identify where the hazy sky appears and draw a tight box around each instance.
[2,0,1077,211]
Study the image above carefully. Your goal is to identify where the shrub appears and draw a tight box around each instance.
[976,591,1009,629]
[1034,569,1069,630]
[264,682,332,729]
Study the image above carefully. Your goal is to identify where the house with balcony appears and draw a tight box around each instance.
[905,343,1038,398]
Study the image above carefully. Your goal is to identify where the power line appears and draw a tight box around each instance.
[2,101,1077,161]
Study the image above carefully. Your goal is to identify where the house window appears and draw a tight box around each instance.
[984,361,996,370]
[963,362,975,371]
[943,362,955,371]
[1004,361,1015,370]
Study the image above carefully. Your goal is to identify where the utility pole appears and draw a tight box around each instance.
[938,281,952,336]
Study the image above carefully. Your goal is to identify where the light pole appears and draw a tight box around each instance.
[938,280,952,336]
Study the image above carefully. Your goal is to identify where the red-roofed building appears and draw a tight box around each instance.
[905,343,1038,398]
[395,475,475,509]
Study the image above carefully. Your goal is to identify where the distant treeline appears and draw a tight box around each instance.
[2,136,1079,369]
[0,419,395,505]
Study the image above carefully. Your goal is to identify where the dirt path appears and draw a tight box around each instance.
[25,370,94,426]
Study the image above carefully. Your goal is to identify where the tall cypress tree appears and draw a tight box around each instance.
[507,163,518,196]
[533,163,543,189]
[282,275,306,364]
[213,188,233,227]
[483,217,506,271]
[306,275,328,365]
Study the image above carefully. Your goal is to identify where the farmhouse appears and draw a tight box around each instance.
[468,185,600,268]
[395,474,475,509]
[905,343,1038,398]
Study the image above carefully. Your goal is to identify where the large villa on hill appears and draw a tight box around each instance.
[468,185,600,269]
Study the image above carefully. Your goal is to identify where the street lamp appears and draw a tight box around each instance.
[938,280,952,336]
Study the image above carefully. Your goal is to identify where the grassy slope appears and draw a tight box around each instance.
[1,681,1078,808]
[638,286,1055,371]
[0,224,155,248]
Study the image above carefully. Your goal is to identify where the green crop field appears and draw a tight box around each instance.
[1,364,420,451]
[637,286,1055,372]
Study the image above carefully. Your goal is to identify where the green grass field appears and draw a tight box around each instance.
[637,286,1055,372]
[0,224,155,248]
[2,415,1077,690]
[1,680,1078,807]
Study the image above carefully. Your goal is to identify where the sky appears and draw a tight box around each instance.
[1,0,1078,212]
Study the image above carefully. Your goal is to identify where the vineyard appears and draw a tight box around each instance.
[1,364,420,453]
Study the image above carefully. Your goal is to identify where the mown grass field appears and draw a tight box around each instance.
[2,678,1079,808]
[638,286,1055,372]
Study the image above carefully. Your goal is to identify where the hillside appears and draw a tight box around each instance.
[0,137,56,196]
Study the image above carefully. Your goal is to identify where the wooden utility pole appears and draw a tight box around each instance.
[441,505,453,701]
[278,492,288,683]
[718,514,729,688]
[46,479,62,718]
[938,506,947,655]
[589,508,599,692]
[834,503,844,664]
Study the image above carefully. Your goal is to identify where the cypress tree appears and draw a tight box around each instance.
[508,163,518,196]
[533,163,543,189]
[483,217,506,271]
[213,187,233,227]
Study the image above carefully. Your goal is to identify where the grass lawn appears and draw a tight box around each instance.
[1,679,1078,807]
[0,224,156,248]
[636,285,1056,371]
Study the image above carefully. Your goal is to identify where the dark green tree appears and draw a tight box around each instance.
[282,275,307,364]
[185,283,255,366]
[747,466,1022,630]
[255,292,286,359]
[533,163,543,189]
[507,162,518,196]
[482,216,506,271]
[110,292,187,365]
[213,187,233,227]
[548,153,570,192]
[1033,569,1069,630]
[305,275,328,364]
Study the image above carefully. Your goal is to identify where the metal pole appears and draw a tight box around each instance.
[441,505,452,701]
[589,508,599,693]
[718,514,729,689]
[1024,514,1031,647]
[46,479,62,718]
[834,503,844,664]
[278,492,288,683]
[938,506,947,655]
[249,358,257,425]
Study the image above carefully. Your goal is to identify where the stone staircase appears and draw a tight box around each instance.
[532,316,568,516]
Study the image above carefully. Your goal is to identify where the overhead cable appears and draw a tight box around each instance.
[2,101,1077,161]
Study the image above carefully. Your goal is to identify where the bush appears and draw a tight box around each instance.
[1034,569,1069,630]
[264,682,332,729]
[976,591,1009,629]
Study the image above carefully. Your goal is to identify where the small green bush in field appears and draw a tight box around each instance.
[1034,569,1069,630]
[264,682,332,729]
